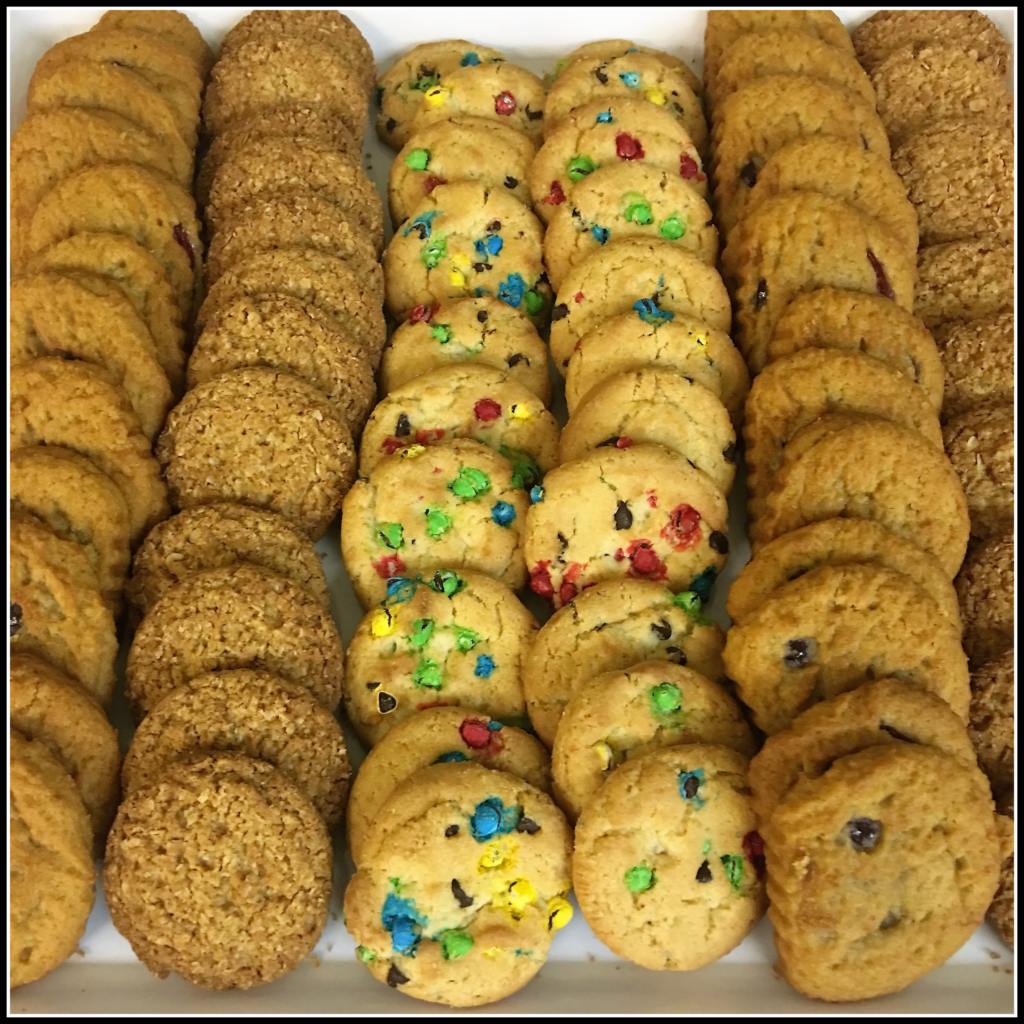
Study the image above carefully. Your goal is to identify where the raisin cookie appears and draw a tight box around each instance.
[574,745,766,970]
[347,706,550,863]
[914,239,1014,331]
[955,532,1013,670]
[341,439,529,608]
[967,650,1014,796]
[933,314,1014,422]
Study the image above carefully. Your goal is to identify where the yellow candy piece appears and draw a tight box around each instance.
[424,86,449,107]
[644,88,666,105]
[592,740,613,770]
[477,836,518,873]
[546,895,573,931]
[451,252,472,271]
[371,608,399,637]
[398,444,426,459]
[509,403,532,421]
[482,947,505,959]
[504,877,538,915]
[449,268,466,287]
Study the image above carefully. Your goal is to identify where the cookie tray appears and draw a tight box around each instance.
[8,6,1016,1015]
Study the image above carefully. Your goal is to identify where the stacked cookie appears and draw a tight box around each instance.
[9,9,208,990]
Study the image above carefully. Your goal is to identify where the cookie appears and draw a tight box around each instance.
[359,364,558,478]
[550,41,702,97]
[711,30,873,106]
[967,650,1014,797]
[559,370,737,494]
[11,272,174,438]
[10,106,189,267]
[345,761,573,1007]
[122,668,349,826]
[205,136,383,252]
[410,61,547,146]
[10,445,131,613]
[943,404,1014,541]
[574,744,766,970]
[92,8,212,76]
[25,233,186,390]
[197,248,386,368]
[727,518,962,632]
[722,193,914,372]
[893,120,1013,246]
[766,288,943,411]
[376,40,507,149]
[205,190,379,287]
[956,532,1013,670]
[10,652,120,853]
[529,97,708,227]
[188,294,376,433]
[25,162,202,320]
[28,28,202,148]
[347,706,550,864]
[852,9,1010,76]
[218,9,374,94]
[157,367,356,542]
[544,52,706,152]
[126,563,344,718]
[723,564,971,735]
[742,348,942,518]
[380,296,550,404]
[711,76,889,237]
[933,314,1014,422]
[565,311,749,423]
[549,238,731,373]
[990,794,1014,949]
[552,662,754,822]
[914,239,1014,330]
[748,677,977,826]
[343,570,535,747]
[340,439,529,609]
[9,357,169,546]
[739,137,918,255]
[524,444,729,612]
[9,729,95,989]
[390,116,536,226]
[765,743,999,1001]
[870,43,1013,144]
[202,37,366,137]
[542,163,717,289]
[755,418,970,577]
[104,753,331,990]
[383,181,550,328]
[127,503,329,623]
[525,578,726,748]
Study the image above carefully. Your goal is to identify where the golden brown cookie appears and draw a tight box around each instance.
[92,8,212,76]
[914,239,1014,331]
[933,314,1014,422]
[967,650,1014,797]
[956,532,1014,670]
[990,793,1014,949]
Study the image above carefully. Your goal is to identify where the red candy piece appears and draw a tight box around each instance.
[409,303,438,323]
[530,560,555,599]
[559,581,578,605]
[422,174,447,195]
[416,427,446,444]
[543,180,566,205]
[574,291,585,303]
[474,397,502,421]
[380,437,406,456]
[615,437,634,449]
[646,491,658,507]
[563,561,585,583]
[626,540,667,579]
[495,91,517,115]
[613,547,625,562]
[460,718,493,749]
[661,503,702,552]
[743,830,766,879]
[615,132,644,160]
[372,553,406,579]
[679,153,705,182]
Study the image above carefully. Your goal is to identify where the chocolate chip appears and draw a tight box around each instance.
[477,309,489,323]
[879,722,914,743]
[526,106,543,120]
[739,159,758,189]
[386,118,398,133]
[516,816,541,834]
[419,63,435,78]
[473,262,491,273]
[10,602,23,637]
[695,860,713,883]
[754,278,768,310]
[487,220,502,232]
[682,775,701,799]
[387,964,409,987]
[377,691,398,714]
[665,646,687,665]
[445,824,459,837]
[613,500,633,530]
[650,618,672,641]
[451,879,474,908]
[879,909,901,930]
[845,817,883,851]
[591,622,608,632]
[597,435,621,447]
[409,221,428,240]
[504,175,518,189]
[595,67,609,84]
[782,638,816,668]
[172,224,196,269]
[506,353,525,367]
[395,412,411,436]
[551,303,569,321]
[366,681,380,690]
[722,442,737,464]
[709,530,729,554]
[556,532,569,551]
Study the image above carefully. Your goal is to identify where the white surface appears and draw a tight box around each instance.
[8,6,1016,1014]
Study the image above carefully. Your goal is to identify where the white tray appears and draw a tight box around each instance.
[8,6,1016,1014]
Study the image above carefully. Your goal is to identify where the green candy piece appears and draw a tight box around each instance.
[623,192,653,225]
[421,234,447,269]
[405,148,431,171]
[523,289,544,316]
[702,838,712,856]
[440,930,474,961]
[412,658,443,690]
[431,570,466,597]
[567,154,597,182]
[389,877,404,893]
[448,466,491,499]
[649,682,684,719]
[425,505,453,538]
[720,854,744,892]
[671,589,712,625]
[408,617,435,648]
[430,322,452,344]
[499,445,542,491]
[411,72,440,91]
[659,215,686,240]
[624,864,655,893]
[356,945,376,963]
[377,522,405,549]
[454,626,481,652]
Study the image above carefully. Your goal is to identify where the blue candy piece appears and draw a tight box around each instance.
[382,893,426,956]
[486,235,504,255]
[487,720,503,731]
[461,51,481,66]
[474,654,496,678]
[529,484,545,503]
[633,298,676,326]
[475,286,492,297]
[385,576,419,605]
[689,565,718,602]
[497,272,527,308]
[491,500,517,527]
[595,109,614,123]
[434,750,470,764]
[469,797,521,841]
[619,71,640,88]
[402,210,440,238]
[625,47,639,53]
[591,225,610,244]
[678,768,707,809]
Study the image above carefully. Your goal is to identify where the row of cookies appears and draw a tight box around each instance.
[9,9,211,991]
